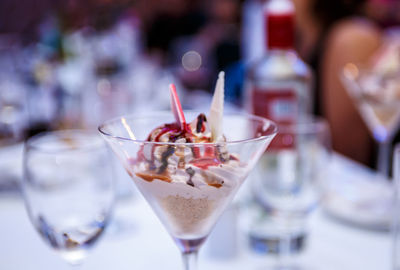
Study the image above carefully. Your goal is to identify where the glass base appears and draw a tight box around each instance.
[58,249,87,265]
[248,230,306,254]
[271,265,303,270]
[174,236,207,254]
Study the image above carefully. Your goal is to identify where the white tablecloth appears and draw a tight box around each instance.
[0,154,393,270]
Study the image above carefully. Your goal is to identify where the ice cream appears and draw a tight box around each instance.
[126,72,247,238]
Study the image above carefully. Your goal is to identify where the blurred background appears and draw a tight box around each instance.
[0,0,399,168]
[1,1,400,269]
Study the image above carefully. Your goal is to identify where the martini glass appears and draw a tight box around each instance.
[341,62,400,176]
[99,111,277,269]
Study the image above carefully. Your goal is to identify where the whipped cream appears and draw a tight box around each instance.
[123,72,250,238]
[127,71,248,196]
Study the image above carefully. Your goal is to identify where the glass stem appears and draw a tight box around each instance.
[393,203,400,270]
[377,140,391,177]
[274,230,293,270]
[71,264,83,270]
[182,251,198,270]
[278,234,291,267]
[393,146,400,270]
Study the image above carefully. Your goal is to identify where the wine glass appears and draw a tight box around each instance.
[21,130,115,266]
[98,111,277,270]
[249,117,331,269]
[392,143,400,270]
[341,62,400,176]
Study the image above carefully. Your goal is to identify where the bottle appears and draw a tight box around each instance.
[244,0,314,254]
[244,0,313,149]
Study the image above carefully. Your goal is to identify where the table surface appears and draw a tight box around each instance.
[0,153,393,270]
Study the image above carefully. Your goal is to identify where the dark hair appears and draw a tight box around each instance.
[312,0,367,29]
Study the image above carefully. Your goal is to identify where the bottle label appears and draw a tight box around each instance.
[251,88,298,123]
[251,88,298,150]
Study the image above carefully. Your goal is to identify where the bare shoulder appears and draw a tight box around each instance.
[325,17,382,62]
[331,17,381,38]
[321,17,380,164]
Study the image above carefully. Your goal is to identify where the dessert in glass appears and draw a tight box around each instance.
[99,72,277,269]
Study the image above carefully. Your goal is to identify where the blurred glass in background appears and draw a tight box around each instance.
[0,0,399,176]
[0,0,246,144]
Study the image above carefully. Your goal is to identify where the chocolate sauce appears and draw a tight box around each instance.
[153,123,182,142]
[157,146,175,174]
[136,117,227,187]
[196,114,207,133]
[185,167,195,187]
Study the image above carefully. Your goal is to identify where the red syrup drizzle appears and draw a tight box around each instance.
[135,119,226,187]
[136,123,182,163]
[147,123,224,171]
[190,145,221,169]
[189,157,221,170]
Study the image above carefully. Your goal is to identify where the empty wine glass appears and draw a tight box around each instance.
[21,130,115,266]
[249,117,331,269]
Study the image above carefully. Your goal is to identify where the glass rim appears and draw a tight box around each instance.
[24,129,104,153]
[342,62,378,78]
[275,116,329,135]
[98,111,278,146]
[342,62,400,83]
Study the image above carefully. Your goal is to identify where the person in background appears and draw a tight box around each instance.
[293,0,382,166]
[144,0,243,91]
[365,0,400,28]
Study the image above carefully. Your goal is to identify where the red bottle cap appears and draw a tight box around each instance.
[265,0,294,50]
